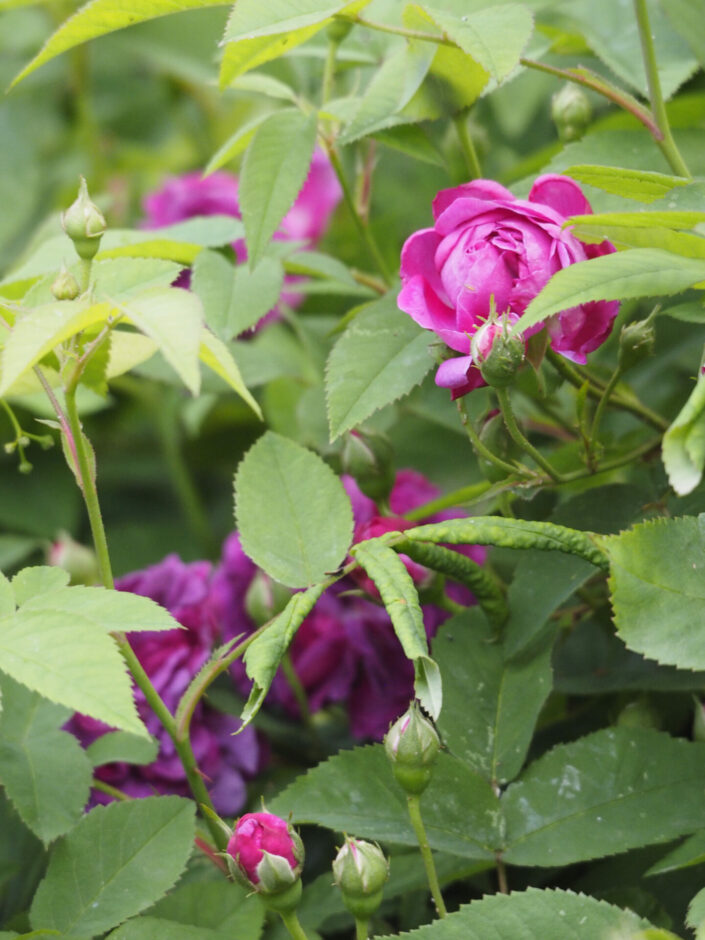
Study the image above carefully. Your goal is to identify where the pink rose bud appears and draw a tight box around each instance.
[332,837,389,919]
[47,531,100,585]
[62,176,106,261]
[398,174,619,399]
[384,704,440,795]
[226,812,304,905]
[470,312,524,388]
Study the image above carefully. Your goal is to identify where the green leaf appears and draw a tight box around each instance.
[93,258,184,300]
[0,300,109,395]
[646,829,705,876]
[30,796,196,937]
[12,566,69,606]
[19,583,184,634]
[325,295,433,440]
[203,113,270,175]
[0,674,92,844]
[502,728,705,866]
[107,919,220,940]
[570,222,705,259]
[191,251,283,340]
[405,517,609,569]
[235,431,353,587]
[222,0,369,41]
[219,28,322,87]
[338,42,435,145]
[375,888,652,938]
[270,744,502,860]
[351,538,440,719]
[564,165,690,202]
[241,582,326,727]
[434,609,551,785]
[116,287,203,396]
[0,585,157,736]
[12,0,231,86]
[85,731,159,768]
[239,110,317,268]
[516,249,705,337]
[599,516,705,670]
[688,886,705,937]
[663,373,705,495]
[146,880,264,938]
[420,4,534,85]
[198,328,262,418]
[661,0,705,68]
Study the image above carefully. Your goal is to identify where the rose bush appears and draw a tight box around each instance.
[143,150,342,315]
[398,174,619,398]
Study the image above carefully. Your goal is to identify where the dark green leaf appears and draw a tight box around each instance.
[235,431,353,587]
[30,797,196,937]
[270,744,502,860]
[85,731,159,768]
[146,880,264,938]
[502,729,705,866]
[646,829,705,876]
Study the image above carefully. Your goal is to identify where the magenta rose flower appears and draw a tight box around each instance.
[143,150,342,319]
[398,174,619,398]
[66,555,261,815]
[227,812,303,889]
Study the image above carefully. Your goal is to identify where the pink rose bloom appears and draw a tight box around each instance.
[143,151,342,321]
[398,174,619,398]
[66,555,261,815]
[227,812,301,886]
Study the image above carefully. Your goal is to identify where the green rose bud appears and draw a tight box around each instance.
[333,837,389,919]
[62,177,106,260]
[327,16,353,43]
[51,264,81,301]
[618,318,656,373]
[245,571,293,626]
[384,703,440,795]
[471,314,524,389]
[551,83,592,142]
[340,429,395,503]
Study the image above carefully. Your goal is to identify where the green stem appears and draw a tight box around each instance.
[456,398,530,479]
[281,653,312,727]
[92,779,131,801]
[322,36,340,106]
[78,257,93,295]
[279,910,310,940]
[589,366,622,448]
[404,480,493,521]
[546,348,668,432]
[453,112,482,179]
[407,794,447,918]
[355,917,370,940]
[633,0,692,178]
[324,145,393,287]
[495,854,509,894]
[495,387,564,482]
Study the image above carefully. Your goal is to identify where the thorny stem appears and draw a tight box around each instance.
[407,794,448,918]
[545,348,669,431]
[588,365,623,455]
[495,387,565,482]
[456,398,530,479]
[633,0,692,178]
[324,145,394,287]
[453,111,482,178]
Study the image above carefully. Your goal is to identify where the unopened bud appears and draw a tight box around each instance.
[551,83,592,142]
[341,429,395,503]
[384,703,440,795]
[245,571,293,626]
[618,318,655,373]
[471,314,524,389]
[616,697,661,731]
[327,17,353,43]
[226,812,304,910]
[51,264,80,301]
[62,177,106,260]
[47,531,100,585]
[333,838,389,919]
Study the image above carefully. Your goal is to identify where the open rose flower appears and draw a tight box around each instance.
[67,555,261,815]
[143,150,342,320]
[398,174,619,398]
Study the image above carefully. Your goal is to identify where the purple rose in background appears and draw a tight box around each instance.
[213,470,486,740]
[398,174,619,398]
[143,149,342,321]
[67,555,260,815]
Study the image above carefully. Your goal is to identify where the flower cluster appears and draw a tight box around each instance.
[143,150,342,321]
[398,174,619,398]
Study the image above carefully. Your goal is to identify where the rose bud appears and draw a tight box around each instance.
[226,812,304,911]
[618,317,656,373]
[47,531,100,585]
[245,571,293,626]
[551,83,592,142]
[51,264,80,301]
[333,837,389,919]
[471,313,524,389]
[62,177,106,260]
[384,703,440,795]
[341,429,395,504]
